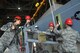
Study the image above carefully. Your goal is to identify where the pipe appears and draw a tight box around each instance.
[31,0,45,20]
[48,0,56,25]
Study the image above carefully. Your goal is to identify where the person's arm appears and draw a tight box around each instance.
[54,24,62,35]
[0,22,15,32]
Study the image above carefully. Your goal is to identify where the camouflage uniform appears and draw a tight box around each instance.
[24,24,32,53]
[44,29,58,53]
[0,22,20,53]
[54,26,80,53]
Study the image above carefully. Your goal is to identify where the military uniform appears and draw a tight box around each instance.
[0,22,20,53]
[54,26,80,53]
[24,23,33,53]
[44,29,58,53]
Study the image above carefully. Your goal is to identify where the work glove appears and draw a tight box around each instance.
[56,37,63,43]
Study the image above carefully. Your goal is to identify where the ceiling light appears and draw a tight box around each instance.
[18,7,20,10]
[7,16,9,18]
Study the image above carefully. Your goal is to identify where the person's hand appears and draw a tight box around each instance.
[55,23,60,28]
[56,37,63,43]
[12,25,15,29]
